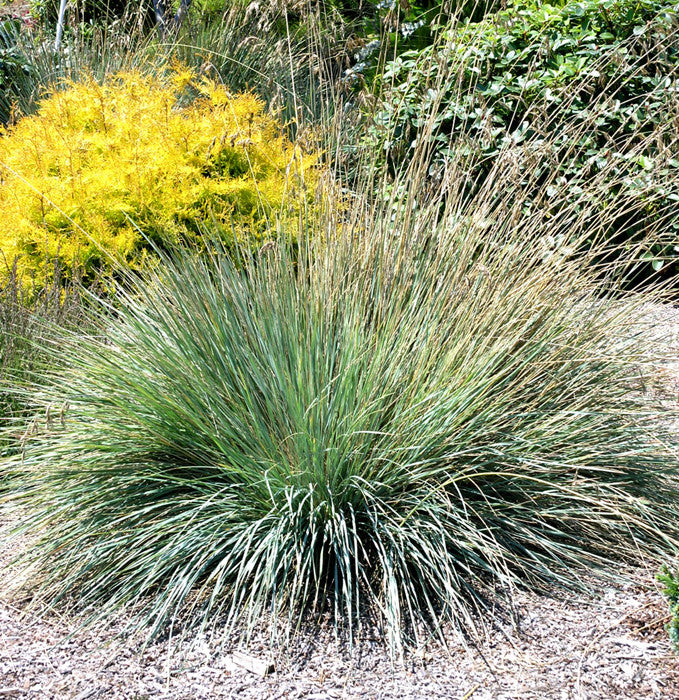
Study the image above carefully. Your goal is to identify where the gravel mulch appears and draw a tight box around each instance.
[1,303,678,699]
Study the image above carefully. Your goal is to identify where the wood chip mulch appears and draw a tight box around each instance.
[1,561,678,699]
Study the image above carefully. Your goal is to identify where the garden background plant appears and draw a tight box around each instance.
[357,0,679,280]
[0,65,320,285]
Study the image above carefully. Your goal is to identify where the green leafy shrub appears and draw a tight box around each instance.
[0,65,319,285]
[659,565,679,652]
[4,139,678,652]
[364,0,679,278]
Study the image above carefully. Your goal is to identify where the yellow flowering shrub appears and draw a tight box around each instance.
[0,66,318,284]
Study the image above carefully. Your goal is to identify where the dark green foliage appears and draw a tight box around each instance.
[659,565,679,652]
[365,0,679,280]
[30,0,155,29]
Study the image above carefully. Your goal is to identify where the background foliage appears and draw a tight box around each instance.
[659,565,679,652]
[361,0,679,279]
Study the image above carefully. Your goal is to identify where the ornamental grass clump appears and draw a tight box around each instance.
[0,65,318,285]
[3,130,679,655]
